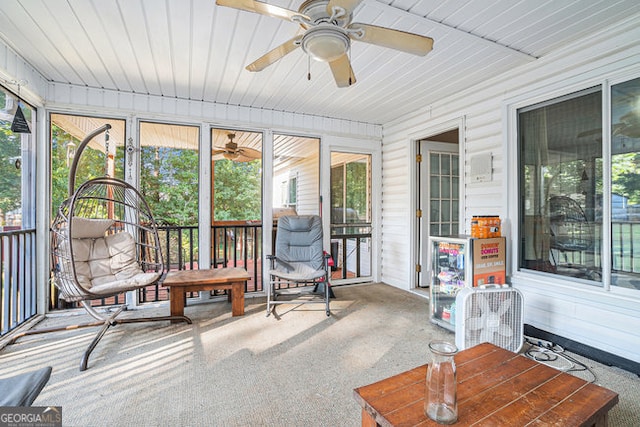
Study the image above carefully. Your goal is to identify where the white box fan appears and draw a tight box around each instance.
[455,285,524,353]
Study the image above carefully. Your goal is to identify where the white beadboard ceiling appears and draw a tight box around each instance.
[1,0,639,125]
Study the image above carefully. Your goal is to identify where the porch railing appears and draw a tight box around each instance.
[550,221,640,276]
[210,221,262,292]
[1,228,37,337]
[612,221,640,274]
[35,221,371,316]
[330,223,372,280]
[5,217,640,335]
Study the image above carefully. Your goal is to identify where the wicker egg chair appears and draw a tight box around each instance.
[12,124,190,371]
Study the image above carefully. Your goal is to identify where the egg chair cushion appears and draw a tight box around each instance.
[71,217,115,239]
[70,231,159,293]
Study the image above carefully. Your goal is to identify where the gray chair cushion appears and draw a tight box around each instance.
[0,366,52,406]
[274,215,324,273]
[267,214,333,315]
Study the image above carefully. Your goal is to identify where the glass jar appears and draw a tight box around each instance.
[425,340,458,424]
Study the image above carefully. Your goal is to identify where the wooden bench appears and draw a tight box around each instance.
[162,268,250,321]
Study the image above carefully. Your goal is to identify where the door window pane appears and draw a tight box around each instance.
[428,152,459,236]
[441,176,451,198]
[430,176,440,198]
[441,200,451,222]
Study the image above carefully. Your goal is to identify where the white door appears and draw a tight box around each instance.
[418,140,460,288]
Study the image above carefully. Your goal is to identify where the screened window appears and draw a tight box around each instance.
[141,122,200,225]
[212,129,262,221]
[518,87,603,282]
[273,135,319,216]
[0,87,35,229]
[1,84,37,335]
[50,114,125,220]
[518,78,640,291]
[610,78,640,289]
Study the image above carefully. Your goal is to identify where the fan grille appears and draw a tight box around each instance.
[455,287,524,353]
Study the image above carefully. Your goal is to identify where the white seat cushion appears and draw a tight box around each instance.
[70,217,114,239]
[71,231,157,292]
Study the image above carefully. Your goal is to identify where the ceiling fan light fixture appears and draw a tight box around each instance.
[301,26,350,62]
[223,151,239,160]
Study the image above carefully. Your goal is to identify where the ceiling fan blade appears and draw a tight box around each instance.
[246,35,302,72]
[326,0,363,17]
[235,153,261,162]
[215,0,307,22]
[328,53,356,88]
[237,147,262,159]
[349,23,434,56]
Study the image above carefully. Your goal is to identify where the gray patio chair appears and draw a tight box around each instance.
[267,215,333,317]
[0,366,52,406]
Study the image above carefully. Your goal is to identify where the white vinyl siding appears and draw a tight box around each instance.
[381,15,640,363]
[282,155,319,216]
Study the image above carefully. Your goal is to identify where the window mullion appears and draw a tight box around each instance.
[602,81,612,291]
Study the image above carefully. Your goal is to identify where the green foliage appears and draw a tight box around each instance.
[0,122,21,219]
[612,152,640,205]
[51,125,118,215]
[346,161,367,219]
[52,132,262,227]
[214,159,261,221]
[141,146,199,225]
[331,160,367,222]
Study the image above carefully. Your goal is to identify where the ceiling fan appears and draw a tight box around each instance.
[213,133,262,162]
[216,0,434,87]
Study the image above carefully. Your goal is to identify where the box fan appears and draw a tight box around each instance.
[455,285,524,353]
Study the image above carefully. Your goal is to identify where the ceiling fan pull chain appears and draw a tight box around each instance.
[348,49,353,86]
[308,55,311,81]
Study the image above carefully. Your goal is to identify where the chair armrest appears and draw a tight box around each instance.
[323,251,334,268]
[266,254,276,269]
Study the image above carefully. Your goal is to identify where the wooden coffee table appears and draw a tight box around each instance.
[354,342,619,426]
[162,268,250,321]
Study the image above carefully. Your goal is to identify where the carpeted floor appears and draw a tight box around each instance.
[1,283,639,426]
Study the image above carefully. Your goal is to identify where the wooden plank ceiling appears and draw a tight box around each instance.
[1,0,639,125]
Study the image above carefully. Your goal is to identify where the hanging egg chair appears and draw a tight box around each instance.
[13,124,190,371]
[50,177,165,303]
